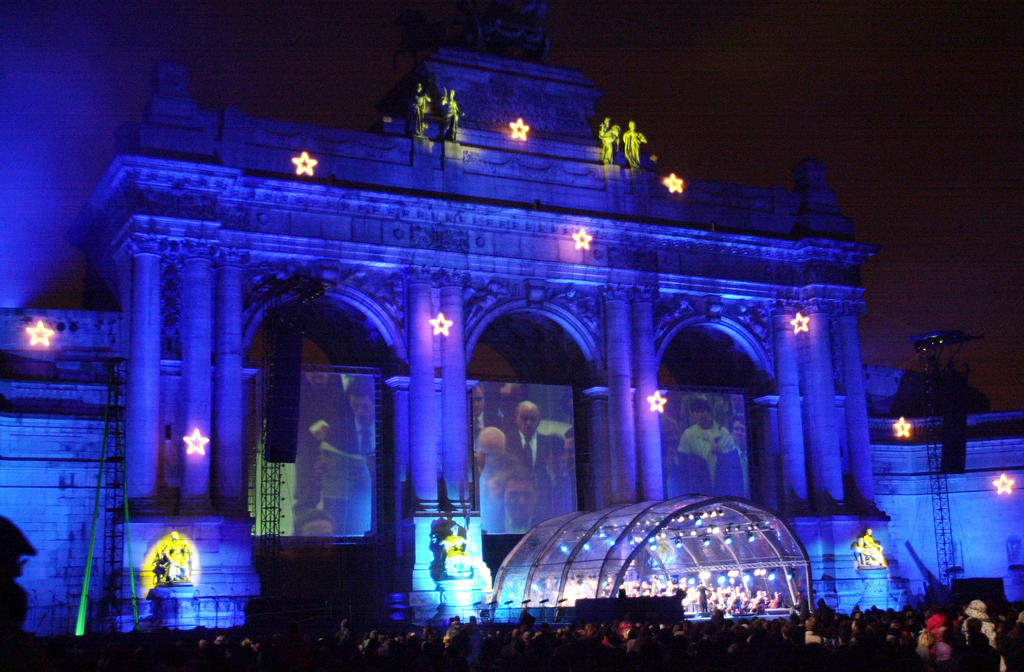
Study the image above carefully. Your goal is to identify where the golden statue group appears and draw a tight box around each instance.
[852,528,888,569]
[405,83,647,167]
[597,117,646,168]
[153,531,193,585]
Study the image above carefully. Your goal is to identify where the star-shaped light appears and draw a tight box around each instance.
[893,417,912,438]
[430,312,453,336]
[993,473,1015,495]
[183,429,209,456]
[663,173,684,193]
[646,391,668,413]
[790,313,810,334]
[291,151,318,176]
[509,118,530,140]
[573,227,592,250]
[26,320,55,346]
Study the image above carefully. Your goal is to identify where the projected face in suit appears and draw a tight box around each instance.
[515,401,541,440]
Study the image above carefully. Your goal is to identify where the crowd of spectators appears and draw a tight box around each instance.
[9,599,1023,672]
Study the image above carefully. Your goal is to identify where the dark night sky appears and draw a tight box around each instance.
[2,1,1021,410]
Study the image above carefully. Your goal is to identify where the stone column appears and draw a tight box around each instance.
[773,309,808,507]
[180,241,213,505]
[604,286,636,503]
[125,235,162,500]
[439,272,469,502]
[386,376,411,555]
[407,268,438,504]
[213,249,246,508]
[801,301,844,505]
[581,387,610,510]
[838,307,875,505]
[631,286,663,501]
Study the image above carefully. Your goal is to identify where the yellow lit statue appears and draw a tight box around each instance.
[441,88,460,142]
[622,121,646,169]
[597,117,620,165]
[852,528,887,569]
[153,531,193,584]
[411,83,431,137]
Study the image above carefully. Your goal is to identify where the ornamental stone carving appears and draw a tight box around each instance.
[161,260,182,358]
[654,294,697,346]
[464,277,513,327]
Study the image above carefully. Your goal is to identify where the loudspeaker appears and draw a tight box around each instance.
[938,370,968,473]
[264,330,303,463]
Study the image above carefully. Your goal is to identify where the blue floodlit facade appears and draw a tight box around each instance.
[1,46,1022,635]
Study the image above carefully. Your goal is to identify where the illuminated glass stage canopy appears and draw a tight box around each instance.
[492,496,810,614]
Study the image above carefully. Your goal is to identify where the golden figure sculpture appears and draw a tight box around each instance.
[852,528,888,569]
[441,88,460,141]
[412,83,431,137]
[153,531,193,584]
[597,117,620,165]
[622,120,647,169]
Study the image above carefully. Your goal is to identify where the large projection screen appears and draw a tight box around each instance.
[661,389,749,499]
[471,382,576,534]
[257,368,378,538]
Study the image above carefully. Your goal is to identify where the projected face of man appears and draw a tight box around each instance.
[349,392,373,429]
[516,401,541,440]
[471,386,485,420]
[504,474,535,531]
[730,418,747,446]
[691,403,712,430]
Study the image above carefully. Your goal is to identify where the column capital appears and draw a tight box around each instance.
[631,284,658,302]
[437,269,470,287]
[179,238,216,261]
[404,265,436,284]
[125,233,164,256]
[214,247,250,268]
[602,284,631,303]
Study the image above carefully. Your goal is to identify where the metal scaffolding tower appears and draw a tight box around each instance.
[76,358,138,634]
[912,330,978,598]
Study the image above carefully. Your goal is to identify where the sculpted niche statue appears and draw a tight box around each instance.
[622,121,647,169]
[597,117,620,165]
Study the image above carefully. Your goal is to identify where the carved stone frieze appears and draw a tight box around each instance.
[410,223,469,253]
[460,150,602,189]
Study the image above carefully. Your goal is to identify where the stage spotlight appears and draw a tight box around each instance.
[748,533,756,543]
[582,542,591,551]
[690,530,697,536]
[559,544,569,553]
[717,576,726,585]
[702,536,711,546]
[695,518,703,527]
[723,535,733,545]
[768,573,776,581]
